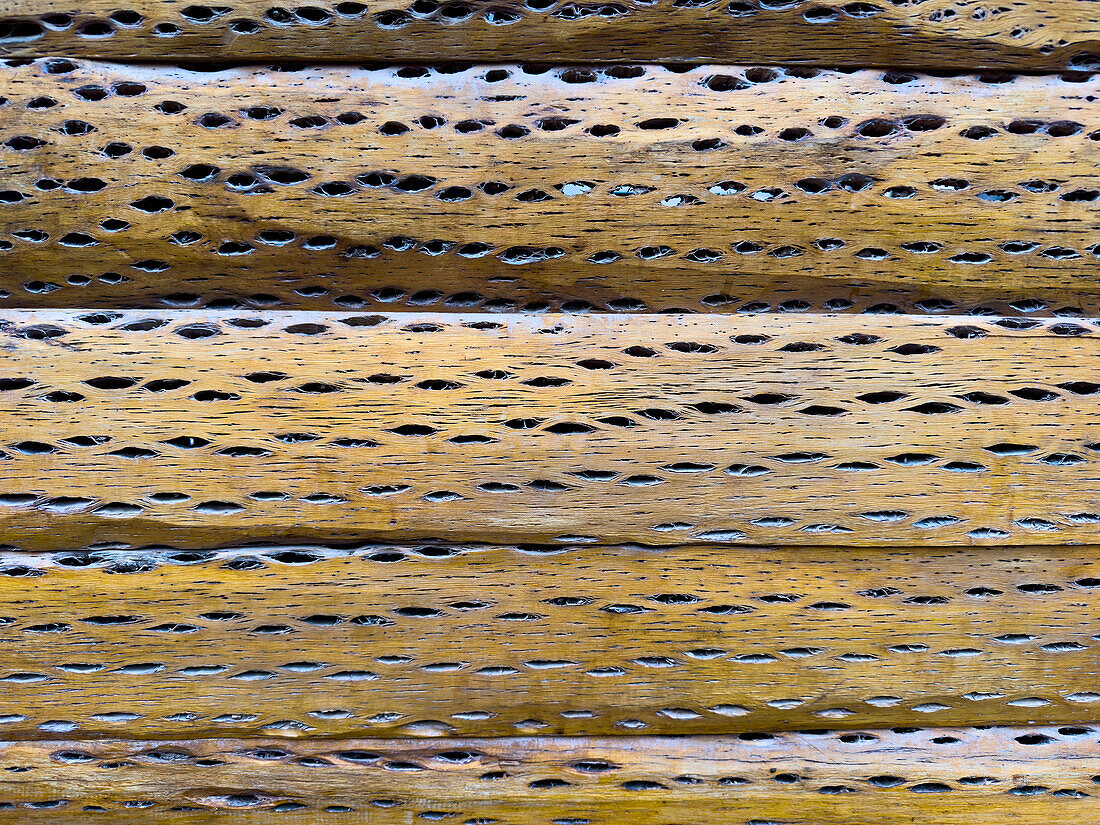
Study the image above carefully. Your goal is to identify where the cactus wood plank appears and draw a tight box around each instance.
[0,543,1093,738]
[0,729,1096,821]
[1,60,1099,313]
[0,310,1097,549]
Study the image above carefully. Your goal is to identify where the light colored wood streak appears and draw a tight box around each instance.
[2,0,1099,70]
[0,310,1099,549]
[0,543,1096,738]
[0,729,1095,821]
[1,60,1099,313]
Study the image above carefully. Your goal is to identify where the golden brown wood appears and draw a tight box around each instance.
[2,0,1099,70]
[1,310,1099,550]
[1,60,1099,313]
[0,542,1096,739]
[0,729,1096,821]
[3,23,1099,799]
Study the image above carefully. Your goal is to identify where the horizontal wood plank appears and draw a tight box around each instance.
[0,729,1095,821]
[0,543,1095,738]
[2,1,1099,70]
[1,60,1098,313]
[1,310,1099,549]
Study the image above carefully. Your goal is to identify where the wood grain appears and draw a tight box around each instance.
[2,0,1099,70]
[1,60,1099,313]
[0,728,1095,821]
[0,542,1097,738]
[1,310,1100,549]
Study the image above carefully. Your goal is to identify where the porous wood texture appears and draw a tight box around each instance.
[1,59,1099,314]
[1,0,1099,70]
[5,2,1100,807]
[0,543,1095,739]
[1,311,1100,549]
[0,729,1095,821]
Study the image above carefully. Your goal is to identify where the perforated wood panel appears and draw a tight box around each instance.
[0,542,1094,739]
[4,0,1100,814]
[1,60,1099,313]
[0,728,1096,821]
[2,0,1099,70]
[1,311,1099,549]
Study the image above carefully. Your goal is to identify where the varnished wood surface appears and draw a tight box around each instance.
[6,5,1100,805]
[0,542,1095,738]
[0,310,1099,549]
[0,728,1095,821]
[2,0,1099,70]
[1,60,1099,313]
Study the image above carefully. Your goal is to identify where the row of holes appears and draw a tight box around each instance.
[6,313,1090,336]
[0,493,1094,543]
[0,591,1090,621]
[0,633,1086,678]
[0,293,1085,317]
[6,108,1098,141]
[8,167,1097,216]
[3,222,1098,271]
[8,161,1094,208]
[29,728,1100,761]
[0,434,1096,464]
[0,622,1086,684]
[2,199,1099,272]
[0,580,1091,615]
[3,279,1098,317]
[2,784,1099,814]
[24,730,1100,775]
[4,375,1094,412]
[0,438,1095,463]
[5,225,1097,273]
[0,540,1099,583]
[0,779,1096,811]
[7,358,1096,389]
[11,57,1100,86]
[4,173,1098,261]
[0,58,1003,85]
[6,58,1091,101]
[0,693,1096,736]
[2,692,1100,733]
[2,59,1095,123]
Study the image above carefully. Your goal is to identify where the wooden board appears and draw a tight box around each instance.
[0,728,1095,822]
[1,310,1100,550]
[1,60,1099,314]
[2,0,1100,71]
[2,308,1100,549]
[0,542,1096,739]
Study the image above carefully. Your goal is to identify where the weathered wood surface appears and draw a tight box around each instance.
[2,0,1099,70]
[0,729,1095,821]
[1,311,1100,549]
[0,542,1095,739]
[2,60,1099,313]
